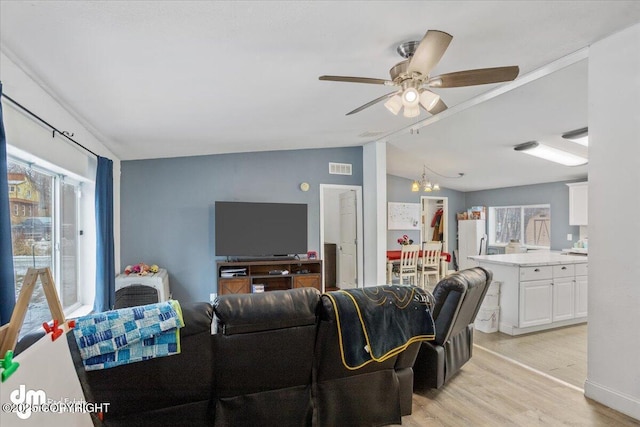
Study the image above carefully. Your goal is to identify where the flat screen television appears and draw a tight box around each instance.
[215,201,308,258]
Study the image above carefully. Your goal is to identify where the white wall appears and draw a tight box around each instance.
[363,141,387,285]
[585,23,640,420]
[0,51,122,304]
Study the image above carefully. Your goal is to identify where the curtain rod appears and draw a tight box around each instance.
[1,92,98,158]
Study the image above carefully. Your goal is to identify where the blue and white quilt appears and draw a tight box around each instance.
[73,300,184,370]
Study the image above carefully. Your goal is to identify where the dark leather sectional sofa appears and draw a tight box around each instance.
[67,267,492,427]
[68,287,422,427]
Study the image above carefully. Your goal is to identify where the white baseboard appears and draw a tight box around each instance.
[584,379,640,421]
[498,317,586,336]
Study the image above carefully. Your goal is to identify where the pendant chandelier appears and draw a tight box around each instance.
[411,165,440,192]
[410,165,465,192]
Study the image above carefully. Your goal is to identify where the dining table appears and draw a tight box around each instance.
[386,249,452,284]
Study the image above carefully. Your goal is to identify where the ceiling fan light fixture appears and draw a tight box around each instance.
[384,94,403,115]
[403,105,420,118]
[419,90,440,111]
[401,87,420,107]
[514,141,588,166]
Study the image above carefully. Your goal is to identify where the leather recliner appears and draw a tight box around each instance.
[212,287,320,427]
[412,267,493,390]
[313,293,423,426]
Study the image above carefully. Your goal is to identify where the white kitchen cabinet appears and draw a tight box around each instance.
[567,182,588,226]
[575,263,588,318]
[552,277,575,322]
[470,253,588,335]
[519,279,553,328]
[552,264,575,322]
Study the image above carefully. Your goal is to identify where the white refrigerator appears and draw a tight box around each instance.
[458,220,487,270]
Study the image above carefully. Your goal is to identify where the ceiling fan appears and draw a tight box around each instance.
[319,30,519,117]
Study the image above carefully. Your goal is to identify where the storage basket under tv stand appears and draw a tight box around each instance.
[217,259,323,295]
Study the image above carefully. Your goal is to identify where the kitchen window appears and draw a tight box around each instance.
[488,204,551,248]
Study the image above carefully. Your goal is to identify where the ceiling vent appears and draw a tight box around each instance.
[329,162,352,176]
[358,130,386,138]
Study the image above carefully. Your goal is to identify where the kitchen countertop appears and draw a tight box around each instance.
[561,248,588,256]
[469,252,588,267]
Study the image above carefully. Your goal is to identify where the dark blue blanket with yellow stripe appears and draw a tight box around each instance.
[323,285,435,369]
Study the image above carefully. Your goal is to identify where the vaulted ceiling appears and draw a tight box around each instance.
[2,1,640,191]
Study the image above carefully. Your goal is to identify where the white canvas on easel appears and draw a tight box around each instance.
[0,325,92,426]
[0,268,92,426]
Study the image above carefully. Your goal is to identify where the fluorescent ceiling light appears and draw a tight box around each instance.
[514,141,588,166]
[562,127,588,146]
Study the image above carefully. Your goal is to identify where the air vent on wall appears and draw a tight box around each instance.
[329,162,352,176]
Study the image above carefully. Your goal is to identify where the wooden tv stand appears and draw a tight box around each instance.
[217,259,323,295]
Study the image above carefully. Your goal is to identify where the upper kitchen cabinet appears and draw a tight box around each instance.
[567,182,588,225]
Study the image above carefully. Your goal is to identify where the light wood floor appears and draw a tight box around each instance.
[474,323,588,389]
[400,345,640,426]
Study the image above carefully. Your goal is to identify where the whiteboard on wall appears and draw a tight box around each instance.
[387,202,420,230]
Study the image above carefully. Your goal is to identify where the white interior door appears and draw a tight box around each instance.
[338,190,357,289]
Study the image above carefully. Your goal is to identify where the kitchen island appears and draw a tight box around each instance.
[469,253,588,335]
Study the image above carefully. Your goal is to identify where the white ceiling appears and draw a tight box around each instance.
[1,1,640,191]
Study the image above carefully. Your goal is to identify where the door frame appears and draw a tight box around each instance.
[319,184,364,290]
[421,196,448,253]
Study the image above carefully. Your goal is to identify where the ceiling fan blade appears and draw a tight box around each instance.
[319,75,393,85]
[427,66,519,88]
[427,98,448,114]
[346,91,399,115]
[407,30,453,77]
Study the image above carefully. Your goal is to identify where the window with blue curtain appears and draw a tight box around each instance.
[0,83,17,325]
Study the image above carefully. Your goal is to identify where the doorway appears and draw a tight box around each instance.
[421,196,448,253]
[319,184,364,291]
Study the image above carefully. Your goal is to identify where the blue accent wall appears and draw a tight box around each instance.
[121,147,362,302]
[464,181,582,250]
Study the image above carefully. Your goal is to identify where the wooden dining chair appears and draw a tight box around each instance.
[397,244,420,285]
[419,241,442,290]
